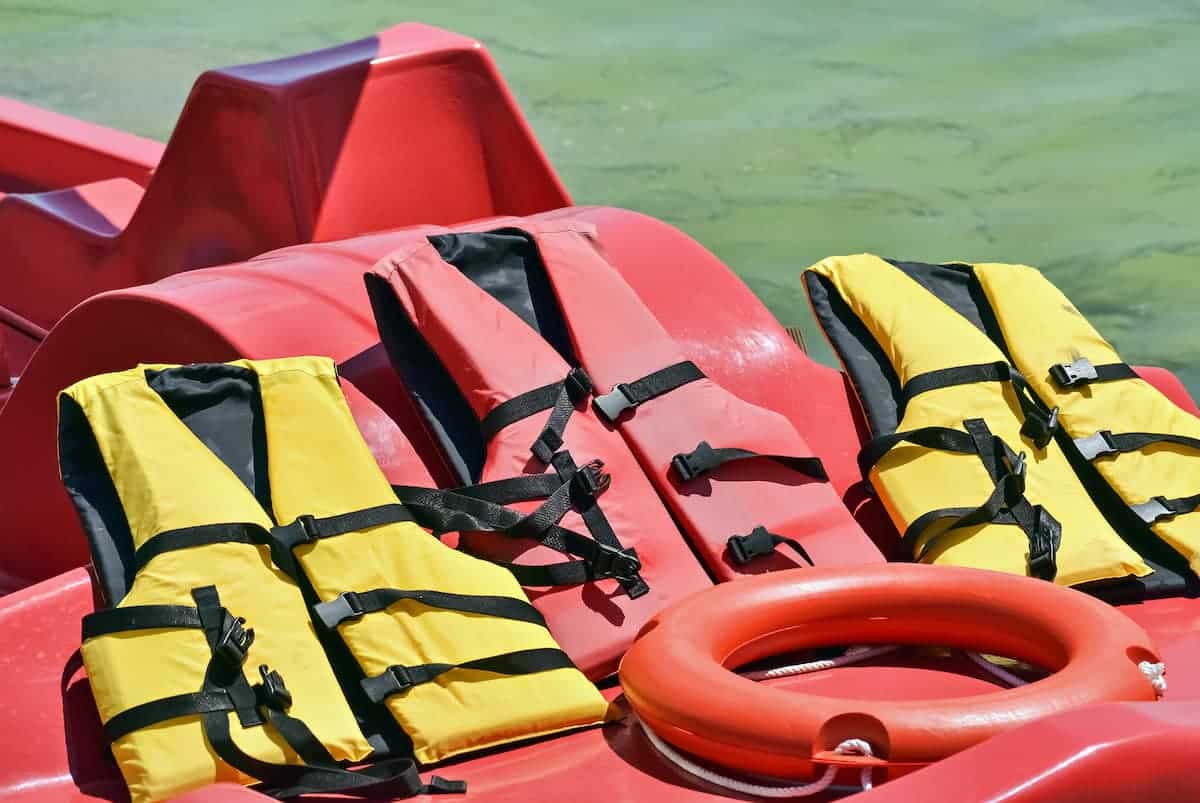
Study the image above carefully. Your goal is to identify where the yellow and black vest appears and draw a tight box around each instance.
[804,255,1200,597]
[58,357,610,803]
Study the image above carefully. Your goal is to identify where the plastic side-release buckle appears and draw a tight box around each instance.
[362,665,416,704]
[570,459,611,502]
[727,526,778,565]
[590,543,642,584]
[1027,505,1061,581]
[1074,430,1119,461]
[312,590,365,630]
[592,383,636,423]
[671,441,720,482]
[1132,496,1173,525]
[1020,406,1060,450]
[1050,357,1099,388]
[254,664,293,711]
[216,613,255,668]
[564,367,594,404]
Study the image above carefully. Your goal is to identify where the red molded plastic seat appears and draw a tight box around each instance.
[0,23,568,373]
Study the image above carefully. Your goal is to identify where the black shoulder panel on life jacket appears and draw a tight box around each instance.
[59,364,275,606]
[365,273,485,487]
[428,229,579,367]
[59,394,136,606]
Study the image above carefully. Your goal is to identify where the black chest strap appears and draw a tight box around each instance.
[592,361,705,423]
[1049,357,1136,388]
[671,440,827,483]
[480,368,594,464]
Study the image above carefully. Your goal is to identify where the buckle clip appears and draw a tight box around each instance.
[1050,357,1098,388]
[1074,430,1119,461]
[570,460,611,502]
[671,441,720,482]
[216,614,255,667]
[255,664,293,711]
[1020,406,1060,450]
[591,543,642,583]
[313,590,365,630]
[727,526,778,565]
[1132,496,1173,525]
[564,368,594,404]
[592,383,636,423]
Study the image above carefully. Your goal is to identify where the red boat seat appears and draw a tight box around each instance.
[0,23,568,374]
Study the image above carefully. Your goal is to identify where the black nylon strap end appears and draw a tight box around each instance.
[531,429,564,464]
[426,776,468,794]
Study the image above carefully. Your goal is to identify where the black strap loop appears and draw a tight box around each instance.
[671,440,828,483]
[901,361,1012,405]
[858,425,979,478]
[313,588,548,630]
[726,526,814,566]
[361,648,576,704]
[1049,357,1136,388]
[592,361,705,422]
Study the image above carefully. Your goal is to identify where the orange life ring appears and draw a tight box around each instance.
[620,564,1160,778]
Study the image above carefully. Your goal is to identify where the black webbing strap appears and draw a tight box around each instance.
[393,477,644,592]
[591,361,705,423]
[726,526,814,566]
[1049,357,1137,388]
[670,440,828,483]
[1131,494,1200,526]
[82,604,202,641]
[858,425,979,478]
[1074,430,1200,461]
[900,361,1012,406]
[360,648,576,705]
[900,362,1062,450]
[189,586,463,798]
[479,368,594,463]
[134,504,415,578]
[896,419,1060,580]
[312,588,548,631]
[550,451,648,598]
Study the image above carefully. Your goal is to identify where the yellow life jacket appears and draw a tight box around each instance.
[804,255,1153,588]
[973,262,1200,575]
[59,357,610,803]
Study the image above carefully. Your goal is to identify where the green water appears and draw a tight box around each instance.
[3,1,1198,392]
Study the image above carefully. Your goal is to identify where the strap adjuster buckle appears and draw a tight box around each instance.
[1050,357,1098,388]
[1074,430,1119,461]
[255,664,293,711]
[564,368,594,404]
[1132,496,1173,525]
[313,590,365,630]
[592,383,636,423]
[383,665,415,696]
[591,543,642,583]
[727,526,778,565]
[671,441,719,482]
[570,460,611,502]
[216,613,255,667]
[1020,405,1060,450]
[1027,505,1061,581]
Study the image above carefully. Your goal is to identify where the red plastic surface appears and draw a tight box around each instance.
[0,23,568,375]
